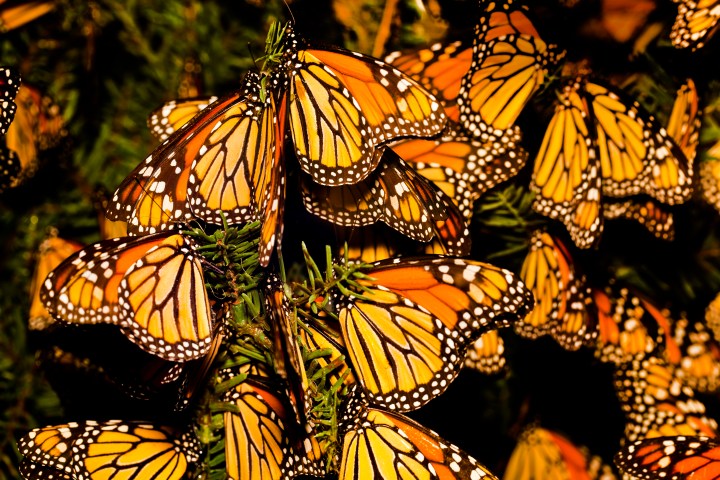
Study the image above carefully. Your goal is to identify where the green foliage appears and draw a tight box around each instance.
[0,296,61,480]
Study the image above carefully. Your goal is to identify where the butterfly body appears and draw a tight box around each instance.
[265,275,311,426]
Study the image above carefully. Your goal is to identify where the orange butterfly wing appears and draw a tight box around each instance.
[28,234,83,331]
[285,25,447,186]
[386,40,473,122]
[670,0,720,50]
[531,79,603,249]
[614,354,718,442]
[40,233,213,361]
[616,435,720,479]
[338,388,498,479]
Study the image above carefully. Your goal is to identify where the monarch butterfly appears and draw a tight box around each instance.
[457,0,566,141]
[28,232,83,331]
[503,424,616,480]
[590,0,659,45]
[301,294,508,400]
[175,55,205,99]
[615,435,720,480]
[40,231,214,362]
[604,80,692,239]
[265,274,311,425]
[107,71,285,267]
[147,95,218,142]
[337,256,533,411]
[385,39,473,122]
[278,23,447,186]
[0,66,20,135]
[666,79,700,165]
[4,83,65,186]
[603,198,675,241]
[670,0,720,50]
[464,329,507,375]
[338,386,499,479]
[220,364,325,479]
[531,79,603,249]
[518,230,595,351]
[594,286,679,365]
[111,21,445,261]
[531,76,693,248]
[670,313,720,393]
[582,77,693,204]
[613,354,718,442]
[0,0,55,32]
[300,149,471,256]
[389,122,529,220]
[17,420,199,480]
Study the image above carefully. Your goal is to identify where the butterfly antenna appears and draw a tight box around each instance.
[283,0,296,25]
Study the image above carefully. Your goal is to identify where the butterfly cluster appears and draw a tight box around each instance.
[6,0,720,479]
[13,7,539,479]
